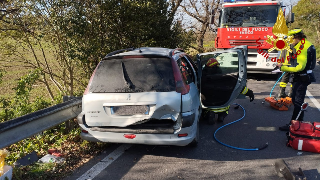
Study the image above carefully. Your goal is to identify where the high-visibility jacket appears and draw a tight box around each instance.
[280,38,316,82]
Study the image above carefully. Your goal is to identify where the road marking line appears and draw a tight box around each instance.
[306,90,320,112]
[77,144,132,180]
[256,127,277,131]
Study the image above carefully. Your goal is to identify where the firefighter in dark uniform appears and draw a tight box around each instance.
[278,29,317,131]
[202,58,254,123]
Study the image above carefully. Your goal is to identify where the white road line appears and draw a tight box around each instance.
[306,90,320,112]
[77,144,132,180]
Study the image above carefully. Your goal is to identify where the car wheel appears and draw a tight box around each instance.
[187,121,199,147]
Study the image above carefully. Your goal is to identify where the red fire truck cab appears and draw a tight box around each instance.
[213,0,294,73]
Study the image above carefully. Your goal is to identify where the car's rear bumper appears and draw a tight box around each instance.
[78,121,197,146]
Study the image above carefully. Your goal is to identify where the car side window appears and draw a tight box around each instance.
[178,57,195,84]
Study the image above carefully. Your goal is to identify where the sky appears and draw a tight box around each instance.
[281,0,301,13]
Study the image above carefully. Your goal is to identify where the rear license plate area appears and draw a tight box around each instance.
[110,105,150,115]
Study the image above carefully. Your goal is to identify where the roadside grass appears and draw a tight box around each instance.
[0,40,98,179]
[0,47,58,99]
[203,40,215,49]
[0,40,87,99]
[186,40,216,60]
[11,126,111,180]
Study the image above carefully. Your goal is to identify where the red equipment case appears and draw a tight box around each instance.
[287,120,320,153]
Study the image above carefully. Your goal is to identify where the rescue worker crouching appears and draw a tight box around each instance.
[277,29,317,131]
[202,58,254,124]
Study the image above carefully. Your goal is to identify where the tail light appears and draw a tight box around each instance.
[124,134,136,139]
[83,63,100,95]
[171,58,190,95]
[178,133,188,137]
[82,130,88,133]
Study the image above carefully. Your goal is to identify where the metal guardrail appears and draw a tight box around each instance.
[0,97,82,149]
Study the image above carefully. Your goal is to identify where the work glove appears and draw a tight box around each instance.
[246,89,254,102]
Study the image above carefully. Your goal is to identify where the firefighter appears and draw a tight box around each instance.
[202,58,254,123]
[278,50,293,98]
[204,58,222,74]
[278,29,316,131]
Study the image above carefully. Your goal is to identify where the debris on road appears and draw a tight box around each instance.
[38,154,65,164]
[275,159,306,180]
[13,151,38,167]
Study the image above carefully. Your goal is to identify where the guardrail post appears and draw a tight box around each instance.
[63,96,77,134]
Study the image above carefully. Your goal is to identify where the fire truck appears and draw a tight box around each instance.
[212,0,294,73]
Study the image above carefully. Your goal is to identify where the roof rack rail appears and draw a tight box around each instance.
[169,48,184,57]
[103,47,135,59]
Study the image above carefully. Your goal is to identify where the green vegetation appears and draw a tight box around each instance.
[11,127,110,180]
[0,0,195,179]
[0,67,110,179]
[291,0,320,59]
[1,0,318,179]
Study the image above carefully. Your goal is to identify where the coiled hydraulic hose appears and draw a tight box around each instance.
[269,72,286,97]
[213,103,268,151]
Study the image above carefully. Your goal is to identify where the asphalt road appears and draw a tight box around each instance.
[66,64,320,180]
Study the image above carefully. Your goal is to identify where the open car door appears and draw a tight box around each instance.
[197,46,248,109]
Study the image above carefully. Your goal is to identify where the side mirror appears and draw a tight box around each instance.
[287,13,294,23]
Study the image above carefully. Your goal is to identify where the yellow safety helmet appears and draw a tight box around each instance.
[288,28,303,36]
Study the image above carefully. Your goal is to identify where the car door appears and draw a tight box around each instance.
[197,46,247,109]
[176,55,200,113]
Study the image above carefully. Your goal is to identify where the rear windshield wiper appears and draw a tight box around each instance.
[121,62,135,89]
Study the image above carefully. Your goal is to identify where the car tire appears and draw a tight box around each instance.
[187,121,199,147]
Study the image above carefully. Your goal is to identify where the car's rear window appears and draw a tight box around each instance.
[89,57,176,93]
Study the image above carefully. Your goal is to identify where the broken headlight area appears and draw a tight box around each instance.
[181,112,195,128]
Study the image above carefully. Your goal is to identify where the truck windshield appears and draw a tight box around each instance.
[220,5,279,28]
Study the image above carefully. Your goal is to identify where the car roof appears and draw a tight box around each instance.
[104,47,185,59]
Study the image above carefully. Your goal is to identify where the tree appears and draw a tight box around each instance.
[179,0,221,53]
[292,0,320,58]
[0,0,193,101]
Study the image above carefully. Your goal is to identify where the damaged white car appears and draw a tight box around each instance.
[77,46,247,146]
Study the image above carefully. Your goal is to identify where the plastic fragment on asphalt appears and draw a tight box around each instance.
[38,154,65,164]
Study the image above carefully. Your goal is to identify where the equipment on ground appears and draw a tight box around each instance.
[287,103,320,154]
[264,71,293,111]
[265,96,292,111]
[275,159,306,180]
[213,103,268,151]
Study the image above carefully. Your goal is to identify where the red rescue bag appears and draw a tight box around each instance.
[287,120,320,153]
